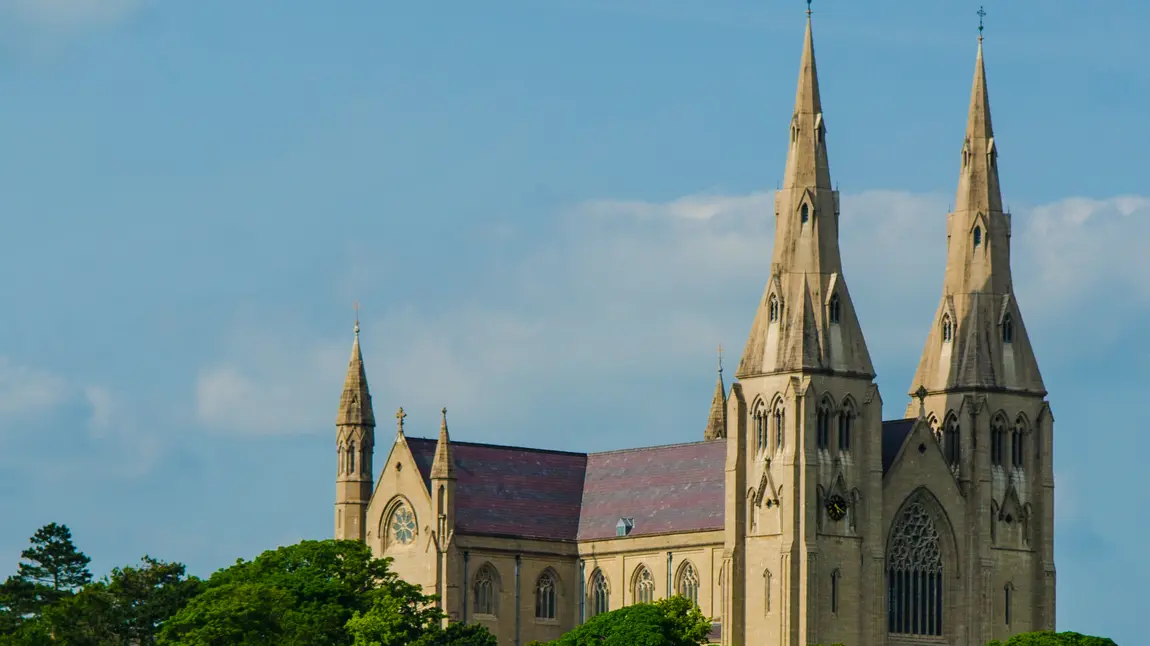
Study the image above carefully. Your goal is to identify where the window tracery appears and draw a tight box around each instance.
[474,564,498,616]
[754,401,768,452]
[536,570,557,620]
[676,562,700,607]
[634,566,655,605]
[590,570,609,617]
[887,499,944,636]
[389,503,416,546]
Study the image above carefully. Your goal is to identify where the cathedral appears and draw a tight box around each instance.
[330,13,1056,646]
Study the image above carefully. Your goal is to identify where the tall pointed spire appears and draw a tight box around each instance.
[737,12,874,379]
[431,407,455,479]
[337,317,374,427]
[907,34,1044,401]
[704,345,727,440]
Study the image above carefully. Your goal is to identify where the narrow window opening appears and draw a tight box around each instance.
[801,203,810,223]
[838,406,853,452]
[773,405,785,451]
[1012,424,1025,469]
[1004,585,1013,625]
[829,294,841,324]
[1003,314,1014,344]
[944,418,960,467]
[942,316,953,343]
[991,422,1005,466]
[831,570,839,614]
[764,570,773,615]
[768,295,780,322]
[816,405,830,449]
[973,226,982,248]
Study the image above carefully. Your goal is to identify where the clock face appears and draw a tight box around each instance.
[826,494,848,521]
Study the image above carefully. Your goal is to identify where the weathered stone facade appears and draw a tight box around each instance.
[332,17,1055,646]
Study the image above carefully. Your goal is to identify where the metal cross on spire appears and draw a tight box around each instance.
[977,6,987,41]
[353,300,360,336]
[717,344,725,374]
[396,407,406,433]
[806,0,813,17]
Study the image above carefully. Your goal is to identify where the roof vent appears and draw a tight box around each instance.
[615,517,635,537]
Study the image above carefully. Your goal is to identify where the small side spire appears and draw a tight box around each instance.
[337,314,374,428]
[431,407,455,479]
[704,345,727,440]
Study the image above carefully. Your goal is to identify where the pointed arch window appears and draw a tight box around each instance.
[768,295,780,323]
[589,570,609,617]
[764,569,773,615]
[676,562,700,607]
[474,565,498,616]
[1004,583,1013,626]
[838,401,854,452]
[1011,420,1025,469]
[991,419,1006,467]
[829,294,841,324]
[973,226,983,248]
[887,499,944,636]
[347,441,357,476]
[816,402,831,450]
[634,566,655,605]
[388,503,416,546]
[801,203,810,224]
[1003,314,1014,344]
[941,315,953,343]
[773,402,785,451]
[943,417,960,468]
[754,403,768,452]
[536,570,557,619]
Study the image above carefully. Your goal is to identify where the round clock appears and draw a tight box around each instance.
[825,494,848,521]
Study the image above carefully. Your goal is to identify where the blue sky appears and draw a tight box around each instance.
[0,0,1146,641]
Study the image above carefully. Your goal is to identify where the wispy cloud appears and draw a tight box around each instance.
[0,0,144,29]
[0,357,68,421]
[193,190,1150,440]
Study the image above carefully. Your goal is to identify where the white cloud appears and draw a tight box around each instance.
[194,190,1150,439]
[0,0,143,29]
[0,357,68,420]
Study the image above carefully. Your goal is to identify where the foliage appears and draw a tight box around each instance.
[987,631,1118,646]
[3,522,93,619]
[533,595,713,646]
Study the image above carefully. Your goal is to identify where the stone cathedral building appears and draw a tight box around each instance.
[331,15,1056,646]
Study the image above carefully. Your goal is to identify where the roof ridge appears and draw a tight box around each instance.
[404,436,588,457]
[588,439,724,457]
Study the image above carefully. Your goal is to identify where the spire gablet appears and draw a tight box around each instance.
[704,346,727,440]
[337,318,375,427]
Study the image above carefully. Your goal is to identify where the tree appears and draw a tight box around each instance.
[410,622,498,646]
[987,631,1118,646]
[157,539,480,646]
[534,596,713,646]
[0,522,92,633]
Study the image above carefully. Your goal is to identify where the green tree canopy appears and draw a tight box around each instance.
[0,522,93,634]
[987,631,1118,646]
[530,596,713,646]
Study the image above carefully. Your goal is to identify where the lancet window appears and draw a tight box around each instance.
[535,570,557,620]
[838,401,853,452]
[816,402,831,450]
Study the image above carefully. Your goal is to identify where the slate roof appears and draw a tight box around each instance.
[407,421,915,542]
[881,418,917,473]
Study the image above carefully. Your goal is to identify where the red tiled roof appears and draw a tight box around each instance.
[407,438,726,542]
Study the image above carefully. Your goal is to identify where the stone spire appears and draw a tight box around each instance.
[907,37,1045,402]
[736,14,874,379]
[704,347,727,440]
[431,408,455,480]
[337,319,375,427]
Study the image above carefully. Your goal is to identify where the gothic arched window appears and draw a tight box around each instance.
[590,569,609,617]
[816,402,831,450]
[1003,314,1014,344]
[535,570,557,620]
[943,417,960,468]
[773,402,785,451]
[973,226,982,248]
[754,402,768,452]
[769,295,780,323]
[838,401,854,452]
[1011,421,1025,469]
[991,418,1006,467]
[676,562,700,607]
[347,441,356,475]
[942,315,954,343]
[474,564,498,616]
[801,203,810,223]
[829,294,841,324]
[887,499,944,636]
[634,566,655,605]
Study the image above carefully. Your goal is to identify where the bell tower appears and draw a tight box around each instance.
[907,31,1056,643]
[723,9,886,646]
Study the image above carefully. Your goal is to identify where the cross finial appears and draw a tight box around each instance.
[914,386,929,418]
[716,344,724,374]
[806,0,813,18]
[396,407,406,433]
[354,300,360,336]
[977,6,987,41]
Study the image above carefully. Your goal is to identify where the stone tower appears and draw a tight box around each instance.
[723,13,885,646]
[335,320,376,541]
[907,36,1056,643]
